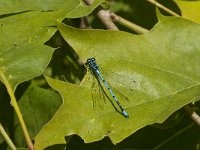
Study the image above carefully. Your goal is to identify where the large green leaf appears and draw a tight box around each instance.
[0,11,55,90]
[0,1,105,149]
[0,0,105,18]
[0,0,105,90]
[34,16,200,149]
[14,84,62,147]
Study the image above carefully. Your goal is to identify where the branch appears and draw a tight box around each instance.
[147,0,181,17]
[80,17,91,29]
[83,0,119,30]
[184,105,200,126]
[83,0,149,33]
[110,12,149,34]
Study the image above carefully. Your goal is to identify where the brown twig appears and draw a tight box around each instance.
[83,0,119,30]
[83,0,149,33]
[80,17,91,29]
[184,105,200,127]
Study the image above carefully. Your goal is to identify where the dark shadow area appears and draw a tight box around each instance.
[45,31,86,84]
[44,144,66,150]
[157,0,182,16]
[0,83,14,150]
[15,81,31,101]
[66,135,114,150]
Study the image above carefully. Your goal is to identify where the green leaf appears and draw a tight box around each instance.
[0,0,106,145]
[65,0,107,18]
[0,135,3,144]
[0,1,105,148]
[35,16,200,149]
[0,11,55,90]
[175,0,200,24]
[0,0,106,19]
[14,84,62,147]
[0,0,106,90]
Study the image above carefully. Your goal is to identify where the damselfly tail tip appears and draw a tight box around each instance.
[122,110,129,118]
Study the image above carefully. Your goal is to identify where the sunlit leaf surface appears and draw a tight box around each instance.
[175,0,200,23]
[0,0,105,89]
[34,16,200,149]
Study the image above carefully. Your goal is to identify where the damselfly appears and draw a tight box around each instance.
[86,58,129,118]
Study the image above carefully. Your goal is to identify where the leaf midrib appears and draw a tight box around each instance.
[126,82,200,109]
[117,57,197,83]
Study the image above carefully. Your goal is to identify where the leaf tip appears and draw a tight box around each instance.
[155,7,165,21]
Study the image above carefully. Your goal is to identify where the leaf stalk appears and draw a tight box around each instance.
[0,123,17,150]
[0,70,34,150]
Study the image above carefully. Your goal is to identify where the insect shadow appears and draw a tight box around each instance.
[92,72,125,117]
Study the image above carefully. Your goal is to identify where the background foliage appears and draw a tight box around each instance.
[0,0,200,150]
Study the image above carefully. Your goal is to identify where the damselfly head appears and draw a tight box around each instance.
[86,58,99,70]
[87,58,96,64]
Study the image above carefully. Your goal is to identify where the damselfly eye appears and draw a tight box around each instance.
[87,58,92,63]
[87,58,96,64]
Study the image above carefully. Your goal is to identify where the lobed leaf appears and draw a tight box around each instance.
[14,84,62,147]
[0,1,106,149]
[34,16,200,149]
[0,11,55,90]
[0,0,105,19]
[0,0,105,90]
